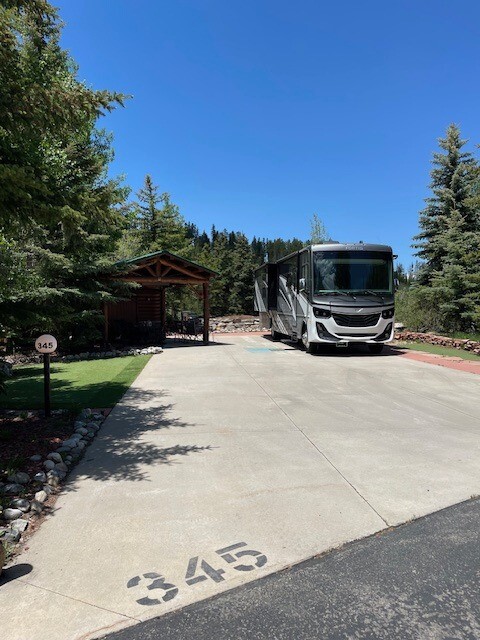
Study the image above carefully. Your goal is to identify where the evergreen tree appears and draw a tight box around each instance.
[228,234,256,313]
[134,175,191,255]
[0,0,131,347]
[251,236,266,264]
[413,124,476,284]
[137,175,161,246]
[428,210,480,331]
[310,214,330,244]
[394,263,408,286]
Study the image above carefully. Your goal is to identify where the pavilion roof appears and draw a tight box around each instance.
[116,250,217,285]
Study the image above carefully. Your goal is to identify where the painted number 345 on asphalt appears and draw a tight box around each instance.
[127,542,267,606]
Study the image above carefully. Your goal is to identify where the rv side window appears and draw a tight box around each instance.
[279,256,297,291]
[299,251,310,292]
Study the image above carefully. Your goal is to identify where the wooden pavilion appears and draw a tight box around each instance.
[104,251,217,345]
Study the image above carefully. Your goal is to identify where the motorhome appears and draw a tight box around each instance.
[254,243,395,354]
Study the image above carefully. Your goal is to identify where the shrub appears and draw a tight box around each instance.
[395,287,446,333]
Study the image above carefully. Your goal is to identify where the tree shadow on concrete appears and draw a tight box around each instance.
[162,338,234,349]
[61,386,213,486]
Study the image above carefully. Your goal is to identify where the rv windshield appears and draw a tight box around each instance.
[313,251,393,295]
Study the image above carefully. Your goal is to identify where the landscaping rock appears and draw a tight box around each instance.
[35,490,48,503]
[0,402,106,557]
[8,472,30,485]
[46,472,60,487]
[211,315,261,333]
[47,452,63,463]
[30,500,43,515]
[33,472,47,484]
[3,508,23,521]
[10,519,28,533]
[395,330,480,354]
[3,483,24,496]
[3,529,20,544]
[10,498,30,513]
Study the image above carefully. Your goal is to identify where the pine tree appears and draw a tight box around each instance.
[428,210,480,331]
[135,175,191,255]
[0,0,131,347]
[137,175,161,246]
[228,234,256,313]
[413,124,476,284]
[310,214,330,244]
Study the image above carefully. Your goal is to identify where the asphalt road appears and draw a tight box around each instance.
[104,497,480,640]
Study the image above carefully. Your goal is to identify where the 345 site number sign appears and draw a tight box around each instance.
[35,334,57,417]
[35,334,57,354]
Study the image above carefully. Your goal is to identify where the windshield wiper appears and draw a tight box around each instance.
[316,290,358,299]
[360,290,385,301]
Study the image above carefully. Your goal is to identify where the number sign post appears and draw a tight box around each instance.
[35,334,57,418]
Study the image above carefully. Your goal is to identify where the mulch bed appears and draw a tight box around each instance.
[0,411,74,478]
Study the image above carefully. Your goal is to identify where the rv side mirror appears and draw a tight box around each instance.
[394,278,399,291]
[299,277,306,291]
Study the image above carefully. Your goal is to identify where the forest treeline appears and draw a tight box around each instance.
[1,0,479,360]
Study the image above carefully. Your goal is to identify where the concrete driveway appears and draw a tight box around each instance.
[1,335,480,640]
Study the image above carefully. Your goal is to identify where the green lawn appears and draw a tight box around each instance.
[398,341,480,361]
[0,355,152,410]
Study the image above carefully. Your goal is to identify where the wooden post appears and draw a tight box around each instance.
[160,287,167,343]
[203,282,210,345]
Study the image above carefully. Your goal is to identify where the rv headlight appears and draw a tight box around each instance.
[381,308,395,319]
[313,307,331,318]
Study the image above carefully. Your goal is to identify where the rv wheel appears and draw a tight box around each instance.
[302,328,317,354]
[368,344,384,355]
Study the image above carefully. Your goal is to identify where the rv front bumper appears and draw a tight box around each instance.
[310,315,394,344]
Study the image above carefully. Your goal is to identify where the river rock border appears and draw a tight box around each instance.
[0,408,107,571]
[4,346,163,366]
[211,316,260,333]
[395,331,480,355]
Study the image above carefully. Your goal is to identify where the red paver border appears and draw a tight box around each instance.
[397,349,480,375]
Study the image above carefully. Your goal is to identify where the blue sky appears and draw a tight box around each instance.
[58,0,480,265]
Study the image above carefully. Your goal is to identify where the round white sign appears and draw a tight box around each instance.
[35,334,57,354]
